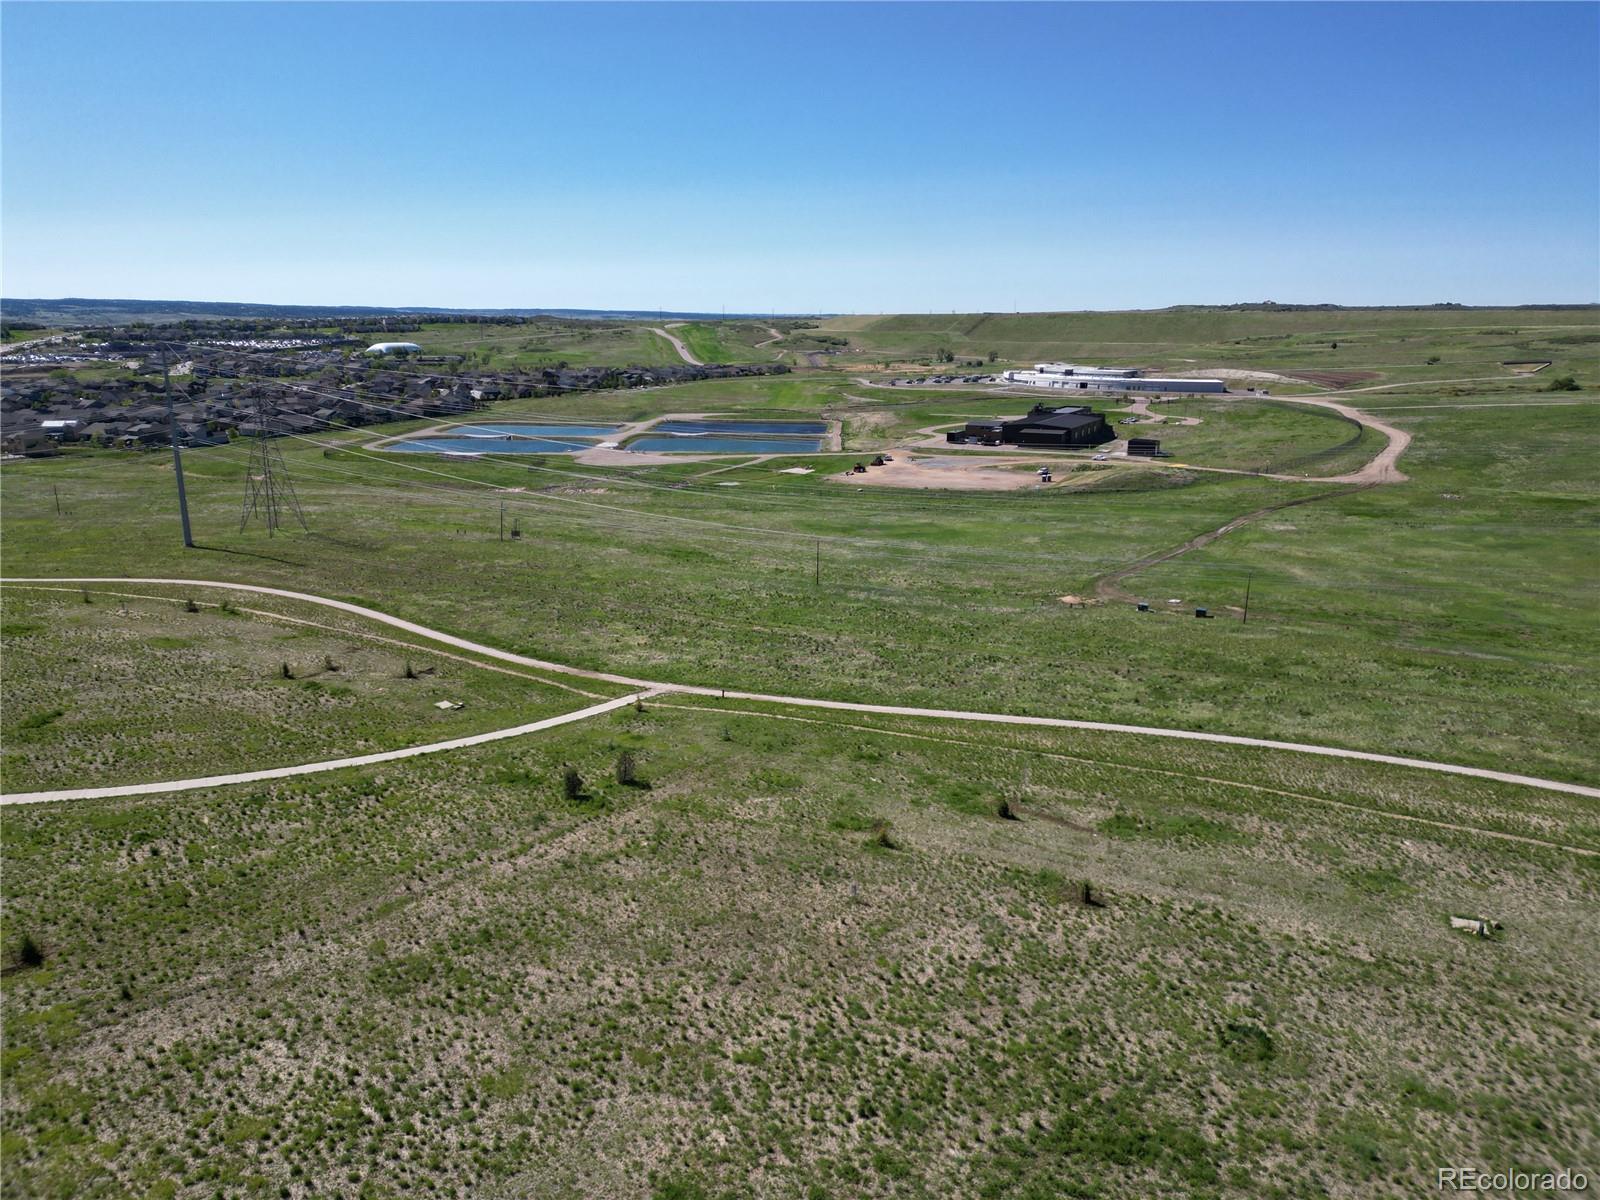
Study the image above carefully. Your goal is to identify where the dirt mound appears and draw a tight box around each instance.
[1282,370,1381,388]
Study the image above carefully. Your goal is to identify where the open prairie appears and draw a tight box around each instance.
[4,308,1598,1198]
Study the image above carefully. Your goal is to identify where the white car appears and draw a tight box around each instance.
[1092,453,1109,461]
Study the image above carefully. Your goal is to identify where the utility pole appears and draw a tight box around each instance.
[815,538,821,587]
[499,499,505,542]
[1242,571,1253,625]
[53,485,62,517]
[162,344,195,548]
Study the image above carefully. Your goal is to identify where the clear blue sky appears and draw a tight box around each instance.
[3,2,1596,312]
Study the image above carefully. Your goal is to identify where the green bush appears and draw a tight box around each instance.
[1219,1021,1275,1063]
[16,933,44,968]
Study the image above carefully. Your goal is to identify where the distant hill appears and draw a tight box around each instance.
[0,297,812,326]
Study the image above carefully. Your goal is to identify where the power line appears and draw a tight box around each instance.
[160,342,195,548]
[240,396,309,536]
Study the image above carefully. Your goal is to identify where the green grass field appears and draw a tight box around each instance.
[824,307,1599,380]
[666,321,787,365]
[1,327,58,345]
[3,309,1598,1199]
[5,369,1593,781]
[0,587,626,792]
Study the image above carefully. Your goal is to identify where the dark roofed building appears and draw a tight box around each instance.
[948,404,1113,448]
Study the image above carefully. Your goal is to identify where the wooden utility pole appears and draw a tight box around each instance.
[814,538,821,587]
[1242,572,1253,625]
[499,500,505,541]
[162,344,195,548]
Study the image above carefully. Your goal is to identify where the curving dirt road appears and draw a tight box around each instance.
[4,577,1596,805]
[3,693,652,805]
[1092,484,1374,602]
[650,326,702,366]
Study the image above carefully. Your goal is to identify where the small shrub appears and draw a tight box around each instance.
[868,819,898,850]
[615,751,638,786]
[561,766,584,801]
[80,587,92,604]
[17,933,44,968]
[1219,1021,1274,1063]
[280,662,294,680]
[995,797,1018,821]
[323,655,340,673]
[402,660,418,679]
[184,598,200,613]
[1544,374,1580,392]
[17,707,65,731]
[1076,880,1104,908]
[1426,355,1440,365]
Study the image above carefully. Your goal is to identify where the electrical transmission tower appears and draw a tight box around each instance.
[239,398,308,536]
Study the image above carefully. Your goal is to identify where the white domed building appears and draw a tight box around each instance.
[364,341,422,356]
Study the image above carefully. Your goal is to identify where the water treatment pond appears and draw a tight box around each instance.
[628,435,826,454]
[628,418,828,454]
[387,423,621,455]
[653,419,828,436]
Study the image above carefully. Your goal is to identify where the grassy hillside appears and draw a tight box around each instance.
[2,372,1595,783]
[825,307,1600,380]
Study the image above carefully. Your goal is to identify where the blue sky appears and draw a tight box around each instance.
[3,2,1596,311]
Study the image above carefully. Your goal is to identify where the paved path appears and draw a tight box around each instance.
[4,577,1597,804]
[650,326,702,366]
[2,693,651,805]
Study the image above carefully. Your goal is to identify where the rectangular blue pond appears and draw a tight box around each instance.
[388,434,602,454]
[654,419,828,436]
[444,423,621,438]
[627,435,826,454]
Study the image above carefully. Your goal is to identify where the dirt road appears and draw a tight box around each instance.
[4,577,1595,804]
[2,693,652,805]
[650,326,702,366]
[1092,484,1374,602]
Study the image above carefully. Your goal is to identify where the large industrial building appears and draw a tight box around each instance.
[948,404,1114,448]
[1004,362,1225,394]
[365,341,423,356]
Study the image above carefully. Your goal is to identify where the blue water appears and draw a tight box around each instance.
[627,435,825,454]
[441,423,620,438]
[654,419,828,435]
[388,436,599,454]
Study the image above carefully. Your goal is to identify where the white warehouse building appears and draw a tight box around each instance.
[364,341,423,356]
[1004,362,1225,394]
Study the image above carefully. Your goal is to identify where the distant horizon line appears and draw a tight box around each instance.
[6,295,1598,323]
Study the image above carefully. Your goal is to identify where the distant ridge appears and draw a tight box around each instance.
[0,297,830,325]
[3,297,1591,327]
